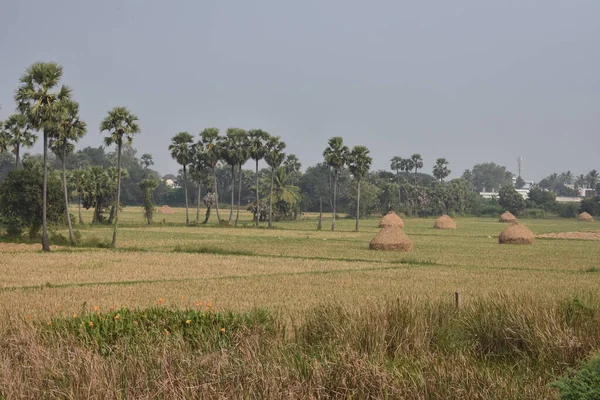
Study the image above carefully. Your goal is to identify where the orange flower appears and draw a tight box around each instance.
[185,319,191,325]
[157,298,164,305]
[114,314,120,320]
[88,321,94,327]
[93,306,99,311]
[220,328,226,333]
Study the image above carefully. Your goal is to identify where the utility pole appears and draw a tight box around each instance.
[517,156,523,178]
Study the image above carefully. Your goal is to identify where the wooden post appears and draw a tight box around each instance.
[454,291,460,308]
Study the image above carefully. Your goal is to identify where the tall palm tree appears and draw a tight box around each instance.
[559,171,574,186]
[348,146,372,232]
[575,174,588,190]
[587,169,599,189]
[3,114,37,169]
[100,106,141,248]
[50,100,87,245]
[232,130,250,226]
[141,153,154,170]
[248,129,269,226]
[15,61,71,251]
[264,136,286,228]
[433,158,451,183]
[169,131,194,225]
[284,154,302,186]
[200,128,222,223]
[390,156,403,207]
[70,168,87,224]
[323,136,349,231]
[410,154,423,183]
[189,143,210,223]
[222,128,247,224]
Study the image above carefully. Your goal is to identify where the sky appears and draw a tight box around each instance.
[0,0,599,181]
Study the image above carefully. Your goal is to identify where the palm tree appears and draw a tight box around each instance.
[0,122,8,153]
[575,174,588,190]
[15,62,71,252]
[284,154,302,186]
[141,153,154,170]
[200,128,222,223]
[3,114,37,169]
[71,168,87,224]
[587,169,599,189]
[222,128,247,224]
[233,130,250,226]
[390,156,403,207]
[264,136,286,228]
[50,100,87,245]
[139,178,159,225]
[189,143,210,223]
[100,106,141,248]
[169,132,194,225]
[248,129,269,226]
[323,136,349,231]
[348,146,372,231]
[433,158,451,183]
[410,154,423,183]
[559,171,574,185]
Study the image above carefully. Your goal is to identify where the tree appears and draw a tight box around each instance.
[100,106,141,248]
[221,128,247,224]
[50,100,87,245]
[323,137,349,231]
[139,178,159,224]
[169,132,194,225]
[401,158,414,181]
[3,114,37,169]
[71,168,87,224]
[270,167,301,220]
[499,184,526,215]
[348,146,372,231]
[587,170,599,189]
[469,162,513,192]
[559,171,574,185]
[515,176,526,189]
[200,128,222,224]
[15,61,72,251]
[248,129,269,226]
[141,153,154,170]
[432,158,451,183]
[284,154,302,186]
[410,154,423,182]
[189,144,210,223]
[575,174,588,190]
[264,136,286,228]
[390,156,403,208]
[232,130,250,226]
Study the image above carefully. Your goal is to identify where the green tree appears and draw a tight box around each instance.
[284,154,302,186]
[70,168,87,224]
[264,136,286,228]
[270,167,301,220]
[221,128,247,224]
[469,162,513,192]
[200,128,222,224]
[390,156,403,208]
[248,129,269,226]
[3,114,37,169]
[15,61,71,251]
[139,178,159,224]
[232,130,250,226]
[100,106,141,248]
[499,184,526,215]
[515,176,526,189]
[433,158,451,183]
[141,153,154,170]
[587,170,599,188]
[323,137,349,231]
[169,132,194,225]
[410,154,424,183]
[348,146,372,231]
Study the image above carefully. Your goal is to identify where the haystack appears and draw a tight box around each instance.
[498,222,534,245]
[499,211,517,223]
[379,211,405,229]
[433,214,456,229]
[369,226,413,251]
[158,205,175,214]
[578,212,594,222]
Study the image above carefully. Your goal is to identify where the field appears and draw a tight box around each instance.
[1,208,599,398]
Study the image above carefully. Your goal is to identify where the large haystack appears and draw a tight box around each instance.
[369,226,413,251]
[578,212,594,222]
[433,214,456,229]
[158,205,175,214]
[379,211,405,229]
[499,211,517,223]
[498,222,534,245]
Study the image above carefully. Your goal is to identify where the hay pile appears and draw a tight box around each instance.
[499,211,517,223]
[379,211,404,229]
[578,212,594,222]
[158,205,175,214]
[369,226,413,251]
[433,215,456,229]
[498,222,534,245]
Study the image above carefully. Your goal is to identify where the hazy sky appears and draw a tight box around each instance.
[1,1,598,180]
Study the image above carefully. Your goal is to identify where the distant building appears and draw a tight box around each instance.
[165,179,176,188]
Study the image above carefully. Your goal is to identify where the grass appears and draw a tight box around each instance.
[0,206,599,398]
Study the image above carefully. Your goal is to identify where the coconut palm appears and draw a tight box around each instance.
[323,136,349,231]
[200,128,222,223]
[410,154,423,183]
[348,146,372,231]
[264,136,286,228]
[70,168,87,224]
[100,106,141,248]
[248,129,270,226]
[15,61,71,251]
[169,132,194,225]
[433,158,451,183]
[587,169,599,189]
[559,171,574,185]
[284,154,302,186]
[3,114,37,169]
[575,174,588,190]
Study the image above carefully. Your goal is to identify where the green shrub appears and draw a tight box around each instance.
[554,354,600,399]
[557,203,580,218]
[520,208,546,219]
[580,196,600,217]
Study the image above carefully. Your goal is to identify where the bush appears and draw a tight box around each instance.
[499,185,526,215]
[554,354,600,399]
[580,196,600,217]
[520,209,546,219]
[557,203,580,218]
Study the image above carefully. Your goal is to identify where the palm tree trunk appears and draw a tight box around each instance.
[317,196,323,230]
[203,205,211,224]
[268,168,274,228]
[15,145,20,170]
[196,184,201,223]
[355,180,361,232]
[229,165,235,223]
[62,151,76,245]
[183,166,189,225]
[331,171,338,231]
[213,167,221,223]
[397,171,401,210]
[255,160,260,226]
[78,195,83,225]
[41,132,50,252]
[235,165,242,226]
[111,143,122,248]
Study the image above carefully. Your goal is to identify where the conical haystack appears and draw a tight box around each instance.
[578,212,594,222]
[369,226,413,251]
[434,214,456,229]
[499,211,517,223]
[379,211,405,229]
[498,222,534,245]
[158,205,175,214]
